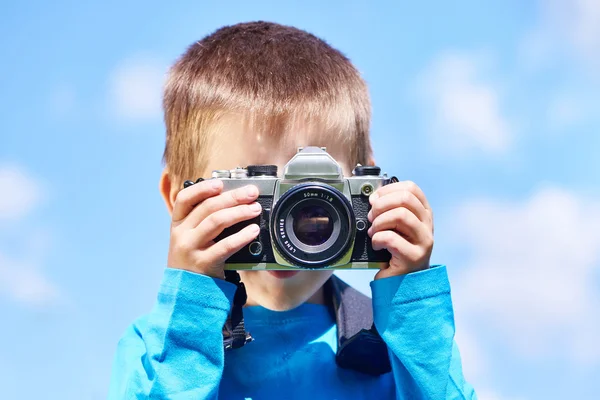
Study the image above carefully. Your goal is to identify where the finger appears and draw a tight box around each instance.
[183,185,259,229]
[371,230,421,260]
[206,223,261,264]
[371,181,431,211]
[368,207,430,244]
[172,179,223,223]
[368,190,429,225]
[193,202,262,246]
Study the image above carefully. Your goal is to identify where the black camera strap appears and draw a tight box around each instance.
[223,270,253,350]
[325,274,392,376]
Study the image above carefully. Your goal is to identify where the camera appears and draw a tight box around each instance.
[196,146,398,270]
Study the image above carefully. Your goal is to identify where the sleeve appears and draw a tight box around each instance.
[370,265,477,400]
[108,268,237,400]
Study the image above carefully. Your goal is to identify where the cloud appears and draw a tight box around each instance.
[523,0,600,71]
[546,94,585,128]
[0,166,60,307]
[451,187,600,365]
[520,1,600,130]
[0,165,42,220]
[545,88,600,131]
[0,252,60,307]
[454,324,487,381]
[108,55,167,122]
[417,52,512,154]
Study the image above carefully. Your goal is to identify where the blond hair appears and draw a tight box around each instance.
[163,21,373,182]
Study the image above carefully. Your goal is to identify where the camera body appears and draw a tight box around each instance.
[211,146,397,270]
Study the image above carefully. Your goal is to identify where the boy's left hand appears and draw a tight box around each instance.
[367,181,434,280]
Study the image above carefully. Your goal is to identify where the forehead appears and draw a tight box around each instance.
[204,123,353,177]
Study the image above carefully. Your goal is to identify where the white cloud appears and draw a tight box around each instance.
[0,252,60,307]
[109,56,166,122]
[451,187,600,365]
[545,89,600,130]
[547,95,585,128]
[0,166,42,220]
[547,0,600,64]
[0,166,59,307]
[523,0,600,71]
[418,52,512,154]
[564,0,600,65]
[454,324,487,381]
[520,1,600,130]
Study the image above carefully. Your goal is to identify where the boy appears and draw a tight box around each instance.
[109,21,476,399]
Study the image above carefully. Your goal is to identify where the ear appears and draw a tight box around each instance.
[159,168,175,216]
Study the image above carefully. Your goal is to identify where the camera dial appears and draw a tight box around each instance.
[353,165,381,176]
[247,165,278,177]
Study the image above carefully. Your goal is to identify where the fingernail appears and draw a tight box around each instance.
[250,202,262,212]
[250,224,260,234]
[370,192,378,202]
[367,227,373,236]
[246,185,258,197]
[367,210,373,222]
[211,180,222,189]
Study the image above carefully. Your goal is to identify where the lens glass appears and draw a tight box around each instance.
[292,205,334,246]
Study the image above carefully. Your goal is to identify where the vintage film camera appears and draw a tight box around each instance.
[187,146,398,270]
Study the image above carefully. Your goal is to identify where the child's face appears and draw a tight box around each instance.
[162,118,368,311]
[204,121,360,311]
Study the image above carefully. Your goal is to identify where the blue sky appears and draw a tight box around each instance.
[1,1,599,399]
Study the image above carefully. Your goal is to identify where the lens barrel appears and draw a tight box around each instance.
[270,183,355,268]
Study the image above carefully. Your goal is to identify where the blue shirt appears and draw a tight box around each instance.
[108,266,476,399]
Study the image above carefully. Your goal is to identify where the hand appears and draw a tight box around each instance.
[367,181,434,280]
[167,179,262,279]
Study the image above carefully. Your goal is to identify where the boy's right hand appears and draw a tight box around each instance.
[167,179,262,279]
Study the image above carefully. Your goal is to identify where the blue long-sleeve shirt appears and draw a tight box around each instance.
[108,266,476,399]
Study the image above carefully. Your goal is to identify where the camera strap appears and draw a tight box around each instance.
[223,270,253,350]
[221,273,391,376]
[325,274,391,376]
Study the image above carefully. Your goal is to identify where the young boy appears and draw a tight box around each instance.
[109,21,477,399]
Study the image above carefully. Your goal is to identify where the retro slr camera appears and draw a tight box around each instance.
[187,147,398,270]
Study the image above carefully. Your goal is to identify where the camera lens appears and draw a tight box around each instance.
[270,183,355,268]
[292,205,334,246]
